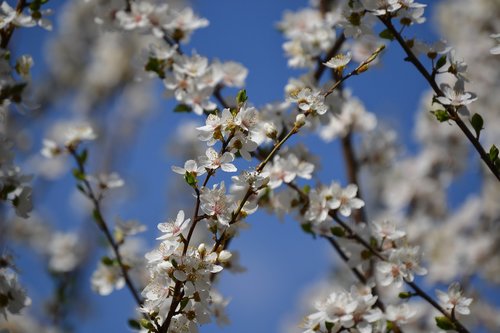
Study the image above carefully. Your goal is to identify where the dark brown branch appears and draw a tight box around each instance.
[379,17,500,182]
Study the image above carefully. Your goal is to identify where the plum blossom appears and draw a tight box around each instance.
[435,81,477,116]
[329,183,365,217]
[490,33,500,55]
[157,210,191,240]
[323,52,352,70]
[377,246,427,287]
[200,182,234,226]
[288,87,328,115]
[199,148,237,172]
[436,282,473,315]
[172,159,206,177]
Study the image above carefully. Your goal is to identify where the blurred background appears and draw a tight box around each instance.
[1,0,500,332]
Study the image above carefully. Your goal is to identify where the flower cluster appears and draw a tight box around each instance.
[301,285,383,333]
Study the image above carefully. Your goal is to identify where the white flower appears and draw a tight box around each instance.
[320,95,376,141]
[199,147,237,172]
[41,139,62,158]
[15,55,34,78]
[62,123,97,148]
[436,282,472,315]
[370,220,406,241]
[200,182,234,226]
[435,81,477,116]
[91,262,125,296]
[220,61,248,87]
[323,52,352,69]
[288,87,328,115]
[47,232,83,272]
[329,183,365,217]
[172,159,206,176]
[377,246,427,287]
[87,172,124,190]
[228,133,258,161]
[163,7,209,43]
[385,303,416,324]
[210,289,231,326]
[115,218,147,237]
[490,33,500,55]
[360,0,401,16]
[157,210,191,240]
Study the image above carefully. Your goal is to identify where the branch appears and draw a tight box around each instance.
[379,16,500,182]
[68,149,144,309]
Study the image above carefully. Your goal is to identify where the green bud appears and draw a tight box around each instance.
[379,29,394,41]
[128,319,141,330]
[435,316,455,330]
[431,109,450,122]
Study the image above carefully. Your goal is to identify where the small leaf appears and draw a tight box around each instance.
[236,89,248,105]
[174,104,192,113]
[78,149,88,164]
[140,319,155,330]
[72,168,86,181]
[470,113,484,139]
[128,319,141,330]
[76,184,87,194]
[302,185,311,194]
[101,256,114,266]
[301,223,315,237]
[398,291,413,299]
[435,316,455,330]
[490,145,499,162]
[431,110,450,122]
[184,172,197,186]
[435,55,447,70]
[179,297,190,311]
[331,227,346,238]
[379,29,394,41]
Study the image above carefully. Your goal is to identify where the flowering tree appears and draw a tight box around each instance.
[1,0,500,332]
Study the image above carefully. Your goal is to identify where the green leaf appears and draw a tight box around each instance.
[325,321,334,331]
[379,29,394,41]
[139,319,155,330]
[302,185,311,194]
[78,149,88,165]
[435,55,447,70]
[179,297,190,311]
[101,256,114,266]
[236,89,248,105]
[128,319,141,330]
[330,226,346,238]
[76,184,87,195]
[435,316,455,330]
[470,113,484,139]
[174,104,192,113]
[398,291,413,299]
[490,145,499,162]
[184,172,197,186]
[72,168,86,181]
[300,223,315,237]
[431,109,450,122]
